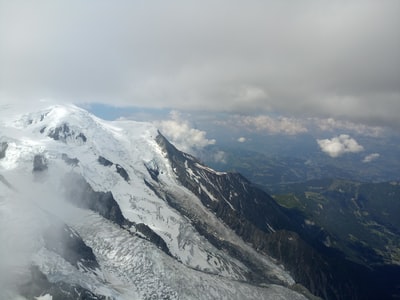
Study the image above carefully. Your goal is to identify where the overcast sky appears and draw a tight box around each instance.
[1,0,399,128]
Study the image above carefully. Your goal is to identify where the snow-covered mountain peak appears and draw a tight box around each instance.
[0,104,310,300]
[1,103,162,170]
[8,104,116,138]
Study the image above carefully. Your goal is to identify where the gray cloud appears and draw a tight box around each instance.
[1,1,399,128]
[317,134,364,158]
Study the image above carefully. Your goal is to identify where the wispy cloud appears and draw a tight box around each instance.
[317,134,364,158]
[233,115,308,135]
[362,153,380,163]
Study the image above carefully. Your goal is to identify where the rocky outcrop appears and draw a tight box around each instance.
[116,164,130,182]
[47,123,87,143]
[134,223,171,255]
[61,153,79,166]
[97,156,130,181]
[98,155,113,166]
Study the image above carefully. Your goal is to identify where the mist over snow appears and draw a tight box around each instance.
[0,165,85,297]
[317,134,364,158]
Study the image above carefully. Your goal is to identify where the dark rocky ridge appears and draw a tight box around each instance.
[155,132,363,300]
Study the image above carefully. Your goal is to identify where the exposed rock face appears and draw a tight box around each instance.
[47,123,87,143]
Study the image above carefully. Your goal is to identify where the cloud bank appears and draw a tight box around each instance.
[317,134,364,158]
[1,1,399,128]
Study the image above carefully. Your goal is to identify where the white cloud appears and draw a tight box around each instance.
[237,137,247,143]
[363,153,380,163]
[157,111,215,155]
[238,115,308,135]
[317,134,364,158]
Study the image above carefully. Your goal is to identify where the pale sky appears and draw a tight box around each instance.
[1,0,399,128]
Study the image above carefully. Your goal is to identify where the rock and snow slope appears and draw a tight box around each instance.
[0,104,307,299]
